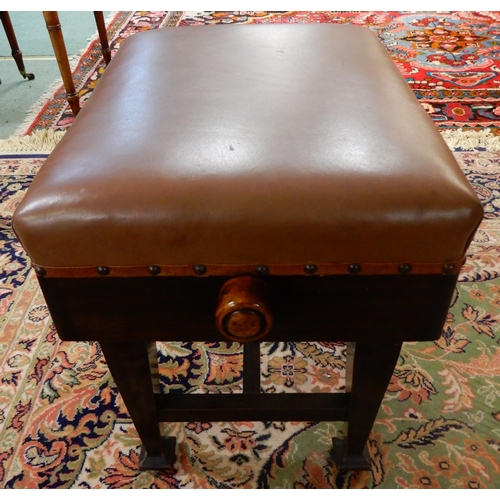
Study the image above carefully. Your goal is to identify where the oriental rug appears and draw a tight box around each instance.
[0,10,499,489]
[25,11,500,134]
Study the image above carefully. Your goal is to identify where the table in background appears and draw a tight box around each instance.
[43,11,110,115]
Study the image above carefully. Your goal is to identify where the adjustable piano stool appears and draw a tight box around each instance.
[13,24,483,471]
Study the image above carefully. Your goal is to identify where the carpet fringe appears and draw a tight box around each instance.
[441,127,500,152]
[0,129,66,153]
[1,128,498,155]
[67,11,120,67]
[14,78,67,136]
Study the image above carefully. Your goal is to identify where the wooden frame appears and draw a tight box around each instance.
[37,273,457,471]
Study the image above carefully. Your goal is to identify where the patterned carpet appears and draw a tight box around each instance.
[0,11,499,488]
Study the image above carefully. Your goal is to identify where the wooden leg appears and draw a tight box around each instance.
[93,11,111,65]
[147,341,161,394]
[100,340,175,470]
[0,11,35,80]
[243,341,261,393]
[332,341,402,471]
[42,11,80,116]
[344,341,355,392]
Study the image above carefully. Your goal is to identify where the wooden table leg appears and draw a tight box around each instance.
[42,11,80,116]
[332,340,402,470]
[100,340,175,470]
[0,11,35,81]
[93,11,111,65]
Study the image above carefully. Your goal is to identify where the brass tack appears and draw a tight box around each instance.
[255,265,269,276]
[398,263,412,274]
[304,263,318,275]
[147,265,161,276]
[193,264,207,276]
[96,266,110,276]
[33,265,46,277]
[348,263,362,275]
[442,263,455,275]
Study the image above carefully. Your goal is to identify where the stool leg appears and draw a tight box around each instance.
[100,340,175,471]
[147,341,161,394]
[243,341,261,393]
[332,341,402,471]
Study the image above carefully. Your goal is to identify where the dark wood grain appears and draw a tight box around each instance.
[155,393,350,422]
[36,272,458,471]
[99,341,174,470]
[39,274,458,343]
[243,341,261,394]
[333,341,403,470]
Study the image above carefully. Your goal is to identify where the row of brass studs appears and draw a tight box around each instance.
[33,262,458,277]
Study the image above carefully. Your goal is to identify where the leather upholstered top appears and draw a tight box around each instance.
[13,24,483,277]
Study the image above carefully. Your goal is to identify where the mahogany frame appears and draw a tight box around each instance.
[37,273,457,471]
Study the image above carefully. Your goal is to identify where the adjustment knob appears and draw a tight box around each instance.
[215,276,273,342]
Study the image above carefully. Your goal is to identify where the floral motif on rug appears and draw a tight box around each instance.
[179,11,500,130]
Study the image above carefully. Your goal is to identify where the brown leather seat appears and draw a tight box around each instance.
[13,24,483,277]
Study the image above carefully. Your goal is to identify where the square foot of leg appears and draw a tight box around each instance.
[331,437,371,471]
[139,436,176,471]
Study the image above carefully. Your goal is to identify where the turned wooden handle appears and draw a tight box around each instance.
[215,276,273,342]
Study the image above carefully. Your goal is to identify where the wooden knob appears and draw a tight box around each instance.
[215,276,273,342]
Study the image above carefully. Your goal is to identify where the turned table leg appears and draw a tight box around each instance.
[42,11,80,116]
[99,340,175,470]
[0,11,35,81]
[333,340,402,470]
[93,11,111,65]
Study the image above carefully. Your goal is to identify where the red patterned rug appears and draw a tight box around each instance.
[25,10,500,135]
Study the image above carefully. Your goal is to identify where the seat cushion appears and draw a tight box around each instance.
[13,24,483,277]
